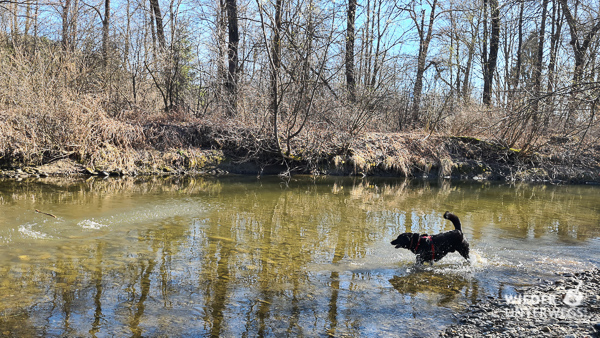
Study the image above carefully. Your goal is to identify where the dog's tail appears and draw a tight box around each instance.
[443,211,462,231]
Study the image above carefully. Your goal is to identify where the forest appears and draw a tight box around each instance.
[0,0,599,175]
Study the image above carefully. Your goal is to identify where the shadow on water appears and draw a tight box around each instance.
[0,176,599,336]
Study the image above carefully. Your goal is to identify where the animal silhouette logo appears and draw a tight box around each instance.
[562,281,585,307]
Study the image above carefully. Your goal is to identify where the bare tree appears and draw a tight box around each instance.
[61,0,78,51]
[558,0,600,125]
[83,0,111,65]
[256,0,283,152]
[461,4,479,102]
[547,0,564,94]
[513,0,524,92]
[346,0,357,102]
[482,0,499,106]
[532,0,549,113]
[224,0,239,115]
[271,0,282,152]
[559,0,600,84]
[409,0,438,124]
[102,0,110,65]
[521,0,549,151]
[149,0,165,50]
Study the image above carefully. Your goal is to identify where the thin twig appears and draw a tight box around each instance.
[35,209,57,218]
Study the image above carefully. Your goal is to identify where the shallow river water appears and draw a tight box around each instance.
[0,176,599,337]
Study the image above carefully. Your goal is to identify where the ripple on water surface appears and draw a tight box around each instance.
[18,223,51,239]
[0,177,598,337]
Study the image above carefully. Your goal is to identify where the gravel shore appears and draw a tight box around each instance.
[441,269,600,337]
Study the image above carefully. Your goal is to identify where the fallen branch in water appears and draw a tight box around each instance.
[35,209,57,218]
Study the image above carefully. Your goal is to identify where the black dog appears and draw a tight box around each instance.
[390,211,469,264]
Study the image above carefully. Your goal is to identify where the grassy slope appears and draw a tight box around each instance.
[1,42,598,182]
[1,111,599,183]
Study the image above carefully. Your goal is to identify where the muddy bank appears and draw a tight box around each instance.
[441,269,600,338]
[316,134,600,184]
[0,149,229,179]
[1,132,599,184]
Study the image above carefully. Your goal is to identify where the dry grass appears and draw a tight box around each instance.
[0,98,145,166]
[0,41,169,168]
[1,38,599,175]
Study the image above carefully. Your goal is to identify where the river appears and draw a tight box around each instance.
[0,176,599,336]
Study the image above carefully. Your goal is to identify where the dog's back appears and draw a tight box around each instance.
[391,211,470,264]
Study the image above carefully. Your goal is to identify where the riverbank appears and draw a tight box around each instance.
[441,269,600,337]
[1,125,599,184]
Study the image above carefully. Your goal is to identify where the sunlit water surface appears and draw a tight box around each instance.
[0,176,599,337]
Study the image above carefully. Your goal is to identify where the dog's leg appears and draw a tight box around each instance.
[458,245,470,262]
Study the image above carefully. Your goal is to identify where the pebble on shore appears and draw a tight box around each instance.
[441,269,600,338]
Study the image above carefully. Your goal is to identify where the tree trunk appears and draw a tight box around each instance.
[547,0,563,93]
[501,24,510,104]
[482,0,500,106]
[149,1,157,54]
[559,0,600,125]
[34,0,39,46]
[124,0,130,63]
[62,0,71,50]
[149,0,166,50]
[363,0,371,87]
[25,2,32,36]
[411,0,438,124]
[346,0,357,102]
[513,0,524,92]
[102,0,110,66]
[462,17,478,102]
[71,0,79,51]
[370,0,382,88]
[532,0,548,117]
[271,0,282,152]
[11,2,18,42]
[225,0,239,116]
[455,29,460,96]
[521,0,550,152]
[559,0,600,84]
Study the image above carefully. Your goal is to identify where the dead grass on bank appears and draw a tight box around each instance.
[0,98,145,166]
[2,90,598,176]
[1,41,599,175]
[337,133,452,177]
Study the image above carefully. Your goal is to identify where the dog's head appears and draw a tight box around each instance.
[390,233,414,249]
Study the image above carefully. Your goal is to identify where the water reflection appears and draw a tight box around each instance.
[0,177,598,336]
[389,271,479,307]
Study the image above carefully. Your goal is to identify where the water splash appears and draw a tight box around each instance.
[79,219,109,230]
[18,223,51,239]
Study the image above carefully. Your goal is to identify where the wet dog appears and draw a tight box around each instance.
[390,211,469,265]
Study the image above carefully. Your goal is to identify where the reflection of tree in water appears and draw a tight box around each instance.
[124,219,185,337]
[90,241,105,337]
[0,310,37,336]
[202,209,233,338]
[0,177,598,336]
[389,271,479,307]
